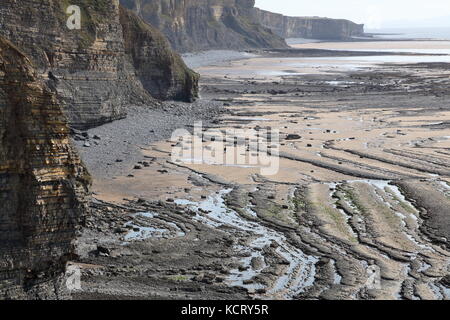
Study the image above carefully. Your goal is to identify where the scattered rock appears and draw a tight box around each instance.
[238,265,249,272]
[251,257,265,270]
[114,227,128,234]
[97,246,111,257]
[286,134,301,140]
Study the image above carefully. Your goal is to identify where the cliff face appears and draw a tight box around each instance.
[0,36,90,299]
[120,0,288,52]
[119,0,363,52]
[252,9,365,40]
[119,6,199,101]
[0,0,199,129]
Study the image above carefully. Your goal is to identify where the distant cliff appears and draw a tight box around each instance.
[120,0,364,52]
[0,0,199,129]
[120,0,288,52]
[120,6,199,101]
[252,9,365,40]
[0,36,90,299]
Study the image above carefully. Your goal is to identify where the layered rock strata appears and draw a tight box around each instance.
[0,0,198,129]
[252,8,365,40]
[119,6,199,101]
[0,36,90,299]
[120,0,288,52]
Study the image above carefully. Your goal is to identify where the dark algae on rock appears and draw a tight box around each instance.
[0,36,90,299]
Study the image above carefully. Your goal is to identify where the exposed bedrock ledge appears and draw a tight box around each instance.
[0,0,199,129]
[0,36,90,299]
[252,8,365,40]
[120,0,288,53]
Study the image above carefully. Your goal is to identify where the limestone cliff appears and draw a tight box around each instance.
[0,36,90,299]
[119,6,199,101]
[0,0,199,129]
[120,0,288,52]
[252,9,365,40]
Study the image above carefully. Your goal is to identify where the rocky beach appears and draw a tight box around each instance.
[1,0,449,302]
[72,42,450,300]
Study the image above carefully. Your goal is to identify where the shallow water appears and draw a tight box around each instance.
[175,189,318,297]
[124,211,186,241]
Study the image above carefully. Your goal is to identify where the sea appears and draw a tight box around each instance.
[365,27,450,40]
[195,28,450,78]
[285,27,450,65]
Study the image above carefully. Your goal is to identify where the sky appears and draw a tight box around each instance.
[255,0,450,29]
